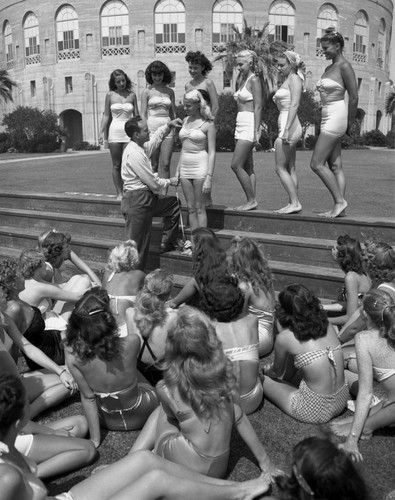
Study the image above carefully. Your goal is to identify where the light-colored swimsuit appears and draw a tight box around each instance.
[316,78,347,138]
[108,102,134,143]
[248,304,274,356]
[234,74,255,142]
[147,95,173,138]
[273,87,302,144]
[179,118,208,179]
[290,344,349,423]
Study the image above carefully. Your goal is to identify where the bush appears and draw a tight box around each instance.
[362,129,387,147]
[72,141,100,151]
[386,130,395,149]
[0,132,11,153]
[305,134,318,150]
[341,135,354,149]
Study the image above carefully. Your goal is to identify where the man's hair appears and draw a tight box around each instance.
[125,117,143,140]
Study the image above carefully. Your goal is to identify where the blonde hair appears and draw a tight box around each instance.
[184,89,213,121]
[106,240,139,273]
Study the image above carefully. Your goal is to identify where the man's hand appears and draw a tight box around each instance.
[169,176,180,186]
[168,118,183,129]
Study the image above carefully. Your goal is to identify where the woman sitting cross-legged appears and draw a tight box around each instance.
[130,306,279,480]
[200,276,263,415]
[262,283,349,424]
[126,269,177,385]
[330,289,395,461]
[64,287,158,447]
[102,240,145,337]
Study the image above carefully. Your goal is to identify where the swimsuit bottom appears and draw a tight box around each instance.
[235,111,255,142]
[240,379,263,415]
[290,379,349,424]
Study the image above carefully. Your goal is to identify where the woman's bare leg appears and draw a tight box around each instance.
[193,179,207,228]
[261,376,297,416]
[274,139,301,214]
[181,178,198,231]
[159,137,174,179]
[108,142,126,200]
[129,406,161,452]
[22,372,71,419]
[231,140,257,211]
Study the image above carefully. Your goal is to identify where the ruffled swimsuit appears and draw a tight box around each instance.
[316,78,347,138]
[108,102,134,143]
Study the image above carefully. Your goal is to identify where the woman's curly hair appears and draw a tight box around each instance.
[18,249,45,279]
[40,230,71,265]
[108,69,132,92]
[191,228,228,287]
[320,26,345,50]
[162,307,238,420]
[227,236,274,297]
[0,258,19,297]
[185,51,213,75]
[363,289,395,348]
[65,287,120,362]
[0,373,25,439]
[134,269,173,339]
[276,284,328,341]
[145,60,173,85]
[200,276,244,323]
[106,240,139,273]
[335,234,365,275]
[363,239,395,285]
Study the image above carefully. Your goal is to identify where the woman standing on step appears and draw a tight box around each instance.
[231,50,263,211]
[99,69,139,200]
[273,51,305,214]
[310,28,358,218]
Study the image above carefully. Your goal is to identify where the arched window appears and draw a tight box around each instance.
[56,5,79,60]
[4,22,13,69]
[268,0,295,45]
[101,0,130,56]
[155,0,186,54]
[377,18,385,68]
[316,3,338,57]
[24,13,40,65]
[212,0,243,52]
[353,11,368,64]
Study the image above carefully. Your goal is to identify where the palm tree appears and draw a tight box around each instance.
[0,69,16,103]
[385,86,395,131]
[214,20,290,103]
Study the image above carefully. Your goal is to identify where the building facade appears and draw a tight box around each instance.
[0,0,393,146]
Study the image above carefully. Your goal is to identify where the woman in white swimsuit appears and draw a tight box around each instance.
[176,90,216,231]
[331,289,395,461]
[311,28,358,218]
[273,51,305,214]
[141,61,176,177]
[99,69,139,199]
[231,50,263,211]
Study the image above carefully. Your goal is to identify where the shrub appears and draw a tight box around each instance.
[386,130,395,149]
[305,134,318,150]
[341,135,354,149]
[362,129,387,147]
[72,141,100,151]
[0,132,11,153]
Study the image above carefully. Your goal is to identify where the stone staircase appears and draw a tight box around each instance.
[0,190,393,299]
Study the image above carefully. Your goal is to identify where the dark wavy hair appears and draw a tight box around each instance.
[185,51,213,75]
[227,236,274,297]
[276,284,328,342]
[200,276,244,323]
[320,27,345,50]
[134,269,173,339]
[66,287,120,362]
[363,239,395,285]
[145,60,173,85]
[334,234,365,275]
[0,258,19,297]
[363,289,395,349]
[18,249,45,279]
[191,228,228,287]
[40,230,71,265]
[0,373,25,439]
[162,307,237,420]
[108,69,132,92]
[275,437,368,500]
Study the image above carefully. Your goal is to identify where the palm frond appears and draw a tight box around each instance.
[0,69,17,102]
[385,91,395,115]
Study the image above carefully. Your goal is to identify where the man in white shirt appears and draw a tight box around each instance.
[121,117,181,270]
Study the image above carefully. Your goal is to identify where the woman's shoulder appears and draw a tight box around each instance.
[0,461,25,493]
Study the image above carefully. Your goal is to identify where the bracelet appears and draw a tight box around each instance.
[59,369,67,377]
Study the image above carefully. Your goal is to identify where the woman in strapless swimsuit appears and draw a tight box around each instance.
[99,69,139,199]
[331,289,395,462]
[310,28,358,218]
[273,51,305,214]
[141,61,176,178]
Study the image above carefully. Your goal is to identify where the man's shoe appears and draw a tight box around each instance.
[160,241,177,253]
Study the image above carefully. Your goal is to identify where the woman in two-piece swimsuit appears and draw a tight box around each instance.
[231,50,263,211]
[262,284,349,424]
[273,51,304,214]
[102,240,145,337]
[65,288,158,446]
[176,90,216,231]
[131,306,278,480]
[141,61,176,177]
[99,69,138,199]
[310,28,358,218]
[200,276,263,414]
[331,289,395,462]
[227,236,275,357]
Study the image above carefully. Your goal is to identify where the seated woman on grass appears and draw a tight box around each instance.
[200,276,262,415]
[130,306,279,480]
[102,240,145,337]
[65,288,158,447]
[330,289,395,461]
[323,234,371,327]
[167,227,228,309]
[227,236,275,357]
[262,283,349,424]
